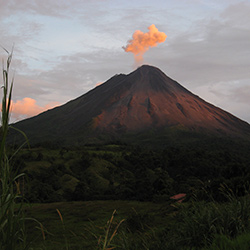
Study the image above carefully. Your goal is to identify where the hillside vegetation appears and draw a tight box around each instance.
[11,138,250,249]
[12,137,250,204]
[23,194,250,249]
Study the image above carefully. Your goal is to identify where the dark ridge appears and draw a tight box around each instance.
[176,103,186,117]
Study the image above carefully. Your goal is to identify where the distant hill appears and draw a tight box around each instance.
[10,65,250,147]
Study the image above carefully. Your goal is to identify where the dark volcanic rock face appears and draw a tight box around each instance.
[88,65,250,136]
[12,65,250,145]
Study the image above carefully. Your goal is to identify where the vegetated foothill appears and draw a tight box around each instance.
[17,140,250,249]
[9,64,250,203]
[12,137,250,204]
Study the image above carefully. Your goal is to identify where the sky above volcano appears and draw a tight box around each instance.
[1,0,250,123]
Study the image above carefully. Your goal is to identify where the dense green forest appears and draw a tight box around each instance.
[12,136,250,204]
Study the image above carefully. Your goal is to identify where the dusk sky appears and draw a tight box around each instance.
[1,0,250,123]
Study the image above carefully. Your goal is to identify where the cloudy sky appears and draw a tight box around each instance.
[1,0,250,123]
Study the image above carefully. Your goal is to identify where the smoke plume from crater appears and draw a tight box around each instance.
[123,24,167,67]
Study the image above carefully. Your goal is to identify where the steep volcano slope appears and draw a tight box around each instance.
[12,65,250,145]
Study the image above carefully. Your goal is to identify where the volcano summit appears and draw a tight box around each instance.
[11,65,250,146]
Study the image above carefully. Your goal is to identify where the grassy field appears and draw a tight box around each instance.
[23,196,250,250]
[24,200,174,250]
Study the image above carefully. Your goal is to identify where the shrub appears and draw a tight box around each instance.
[168,195,250,249]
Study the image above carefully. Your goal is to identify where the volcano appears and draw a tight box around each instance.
[11,65,250,146]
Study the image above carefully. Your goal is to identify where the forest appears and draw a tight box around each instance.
[13,137,250,204]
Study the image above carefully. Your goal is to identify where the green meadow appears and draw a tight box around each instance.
[24,200,172,249]
[23,197,250,249]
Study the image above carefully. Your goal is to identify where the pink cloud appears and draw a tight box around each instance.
[9,97,59,122]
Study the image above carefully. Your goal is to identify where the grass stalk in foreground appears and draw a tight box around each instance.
[97,209,125,250]
[0,48,28,249]
[56,208,69,250]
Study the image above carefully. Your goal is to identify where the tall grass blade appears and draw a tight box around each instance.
[0,48,30,249]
